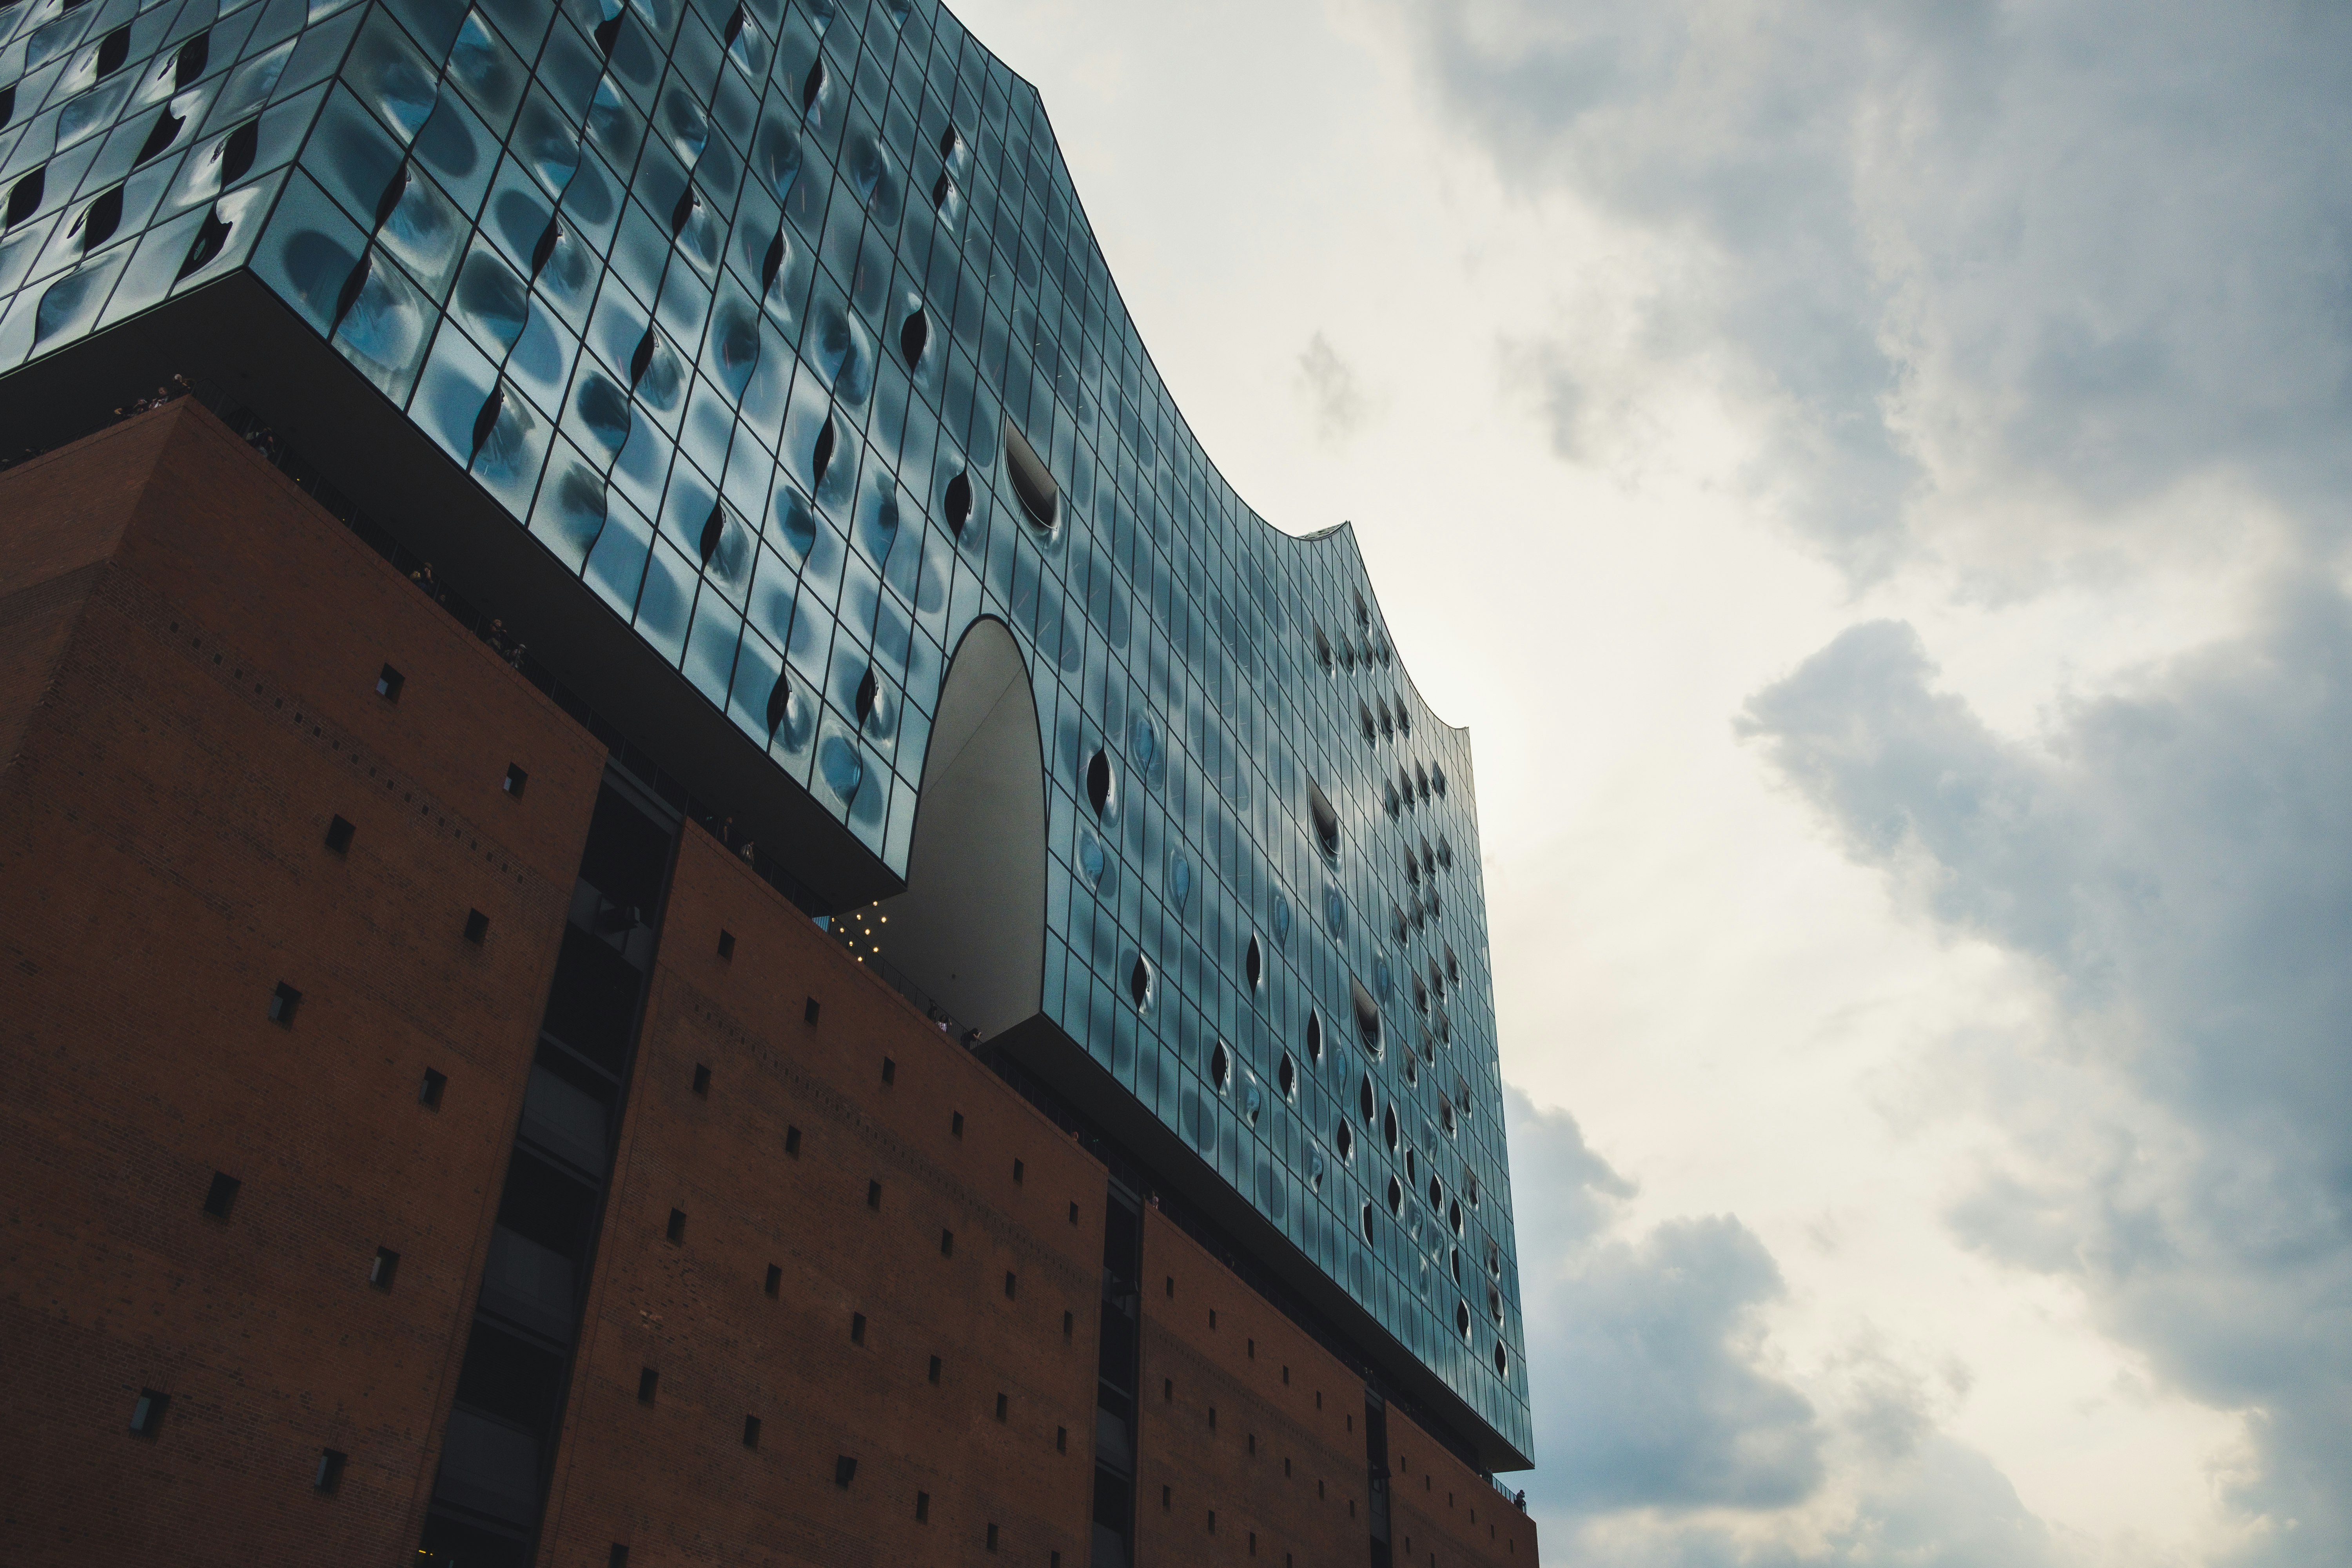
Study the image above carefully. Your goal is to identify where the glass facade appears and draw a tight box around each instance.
[0,0,1529,1460]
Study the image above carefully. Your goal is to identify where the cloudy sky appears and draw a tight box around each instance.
[952,2,2352,1563]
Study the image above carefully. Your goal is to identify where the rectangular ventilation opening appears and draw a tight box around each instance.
[742,1414,761,1449]
[928,1354,941,1384]
[324,815,354,853]
[691,1063,710,1096]
[764,1264,782,1298]
[850,1312,866,1345]
[804,996,820,1025]
[951,1111,964,1138]
[940,1229,954,1257]
[834,1455,857,1488]
[866,1180,882,1210]
[203,1170,240,1220]
[881,1056,895,1085]
[637,1367,658,1404]
[129,1388,169,1437]
[717,929,735,959]
[1003,1270,1017,1300]
[785,1125,801,1156]
[915,1490,930,1522]
[1012,1159,1024,1184]
[665,1208,686,1243]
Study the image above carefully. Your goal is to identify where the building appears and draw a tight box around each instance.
[0,0,1536,1563]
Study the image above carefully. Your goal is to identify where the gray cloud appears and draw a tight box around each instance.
[1295,331,1378,445]
[1507,1091,1827,1514]
[1739,591,2352,1563]
[1400,0,2352,578]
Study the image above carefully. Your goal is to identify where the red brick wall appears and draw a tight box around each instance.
[0,402,607,1565]
[537,827,1105,1565]
[1134,1210,1370,1568]
[1385,1406,1538,1568]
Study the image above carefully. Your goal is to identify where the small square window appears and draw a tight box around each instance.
[850,1311,866,1345]
[324,815,355,854]
[203,1170,240,1220]
[463,909,489,944]
[804,996,821,1025]
[951,1111,964,1137]
[1012,1158,1024,1185]
[691,1063,710,1096]
[834,1455,857,1488]
[742,1414,761,1449]
[418,1068,446,1109]
[940,1228,954,1257]
[986,1523,999,1552]
[376,664,404,702]
[785,1125,801,1156]
[370,1247,399,1289]
[637,1367,658,1404]
[1003,1270,1017,1300]
[503,764,528,798]
[915,1490,930,1523]
[994,1392,1007,1422]
[881,1056,895,1085]
[666,1208,686,1243]
[764,1263,782,1297]
[717,929,736,959]
[866,1180,882,1210]
[129,1388,169,1437]
[314,1448,347,1494]
[928,1354,942,1385]
[269,982,301,1025]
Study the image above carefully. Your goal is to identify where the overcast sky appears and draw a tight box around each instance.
[952,2,2352,1563]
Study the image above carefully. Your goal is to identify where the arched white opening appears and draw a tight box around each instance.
[872,617,1044,1037]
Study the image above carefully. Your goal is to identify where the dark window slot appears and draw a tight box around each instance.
[315,1448,347,1493]
[419,1067,447,1108]
[371,1246,400,1289]
[325,815,355,853]
[202,1170,240,1219]
[269,982,301,1025]
[129,1388,169,1437]
[376,664,404,702]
